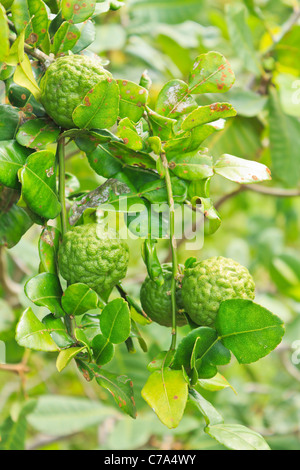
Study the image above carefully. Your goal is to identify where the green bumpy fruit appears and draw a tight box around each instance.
[181,256,255,327]
[140,264,187,328]
[40,55,111,129]
[58,224,129,295]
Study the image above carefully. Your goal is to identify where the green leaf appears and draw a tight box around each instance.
[155,79,197,119]
[0,187,32,248]
[16,118,60,150]
[56,347,86,372]
[19,149,61,219]
[172,327,230,378]
[165,121,225,157]
[214,154,272,184]
[146,107,176,141]
[205,423,270,450]
[0,401,36,451]
[61,283,99,316]
[0,105,21,141]
[107,141,156,170]
[189,389,224,426]
[72,20,95,54]
[142,368,188,429]
[270,253,300,302]
[189,52,235,94]
[100,298,131,344]
[168,152,213,181]
[182,103,237,131]
[117,79,148,123]
[42,314,73,349]
[225,4,261,76]
[13,54,41,100]
[15,307,59,352]
[73,77,119,130]
[268,87,300,187]
[0,140,30,189]
[61,0,96,24]
[198,373,236,393]
[215,299,285,364]
[0,5,9,62]
[116,118,143,151]
[51,21,80,55]
[88,363,137,419]
[27,395,117,436]
[92,334,114,365]
[25,273,65,318]
[38,226,61,274]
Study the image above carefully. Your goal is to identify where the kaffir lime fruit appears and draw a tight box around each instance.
[181,256,255,327]
[58,224,129,295]
[40,55,111,129]
[140,264,187,327]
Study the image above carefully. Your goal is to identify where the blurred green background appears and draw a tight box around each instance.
[1,0,300,450]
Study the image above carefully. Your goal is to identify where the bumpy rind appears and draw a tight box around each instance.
[58,224,129,295]
[140,264,187,328]
[40,55,111,129]
[181,256,255,327]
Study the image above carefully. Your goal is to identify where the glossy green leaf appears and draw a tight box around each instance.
[72,20,95,54]
[19,150,61,219]
[38,226,61,274]
[92,334,114,365]
[165,121,225,157]
[73,77,119,130]
[116,118,143,151]
[182,103,237,131]
[100,298,131,344]
[206,423,270,450]
[62,283,99,316]
[52,21,80,55]
[198,373,236,393]
[214,154,272,184]
[189,389,224,426]
[42,314,73,349]
[172,327,230,378]
[117,79,148,123]
[216,299,285,364]
[107,141,156,170]
[16,307,59,352]
[16,119,60,150]
[155,79,197,119]
[56,347,86,372]
[146,107,176,141]
[61,0,96,24]
[25,273,65,318]
[142,368,188,429]
[0,105,21,141]
[189,51,235,94]
[0,140,30,189]
[13,54,41,100]
[168,152,213,181]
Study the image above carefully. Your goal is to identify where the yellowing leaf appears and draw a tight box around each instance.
[142,368,188,429]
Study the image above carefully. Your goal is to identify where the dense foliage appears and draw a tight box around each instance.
[0,0,299,451]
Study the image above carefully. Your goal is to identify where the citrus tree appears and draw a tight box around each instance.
[0,0,288,451]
